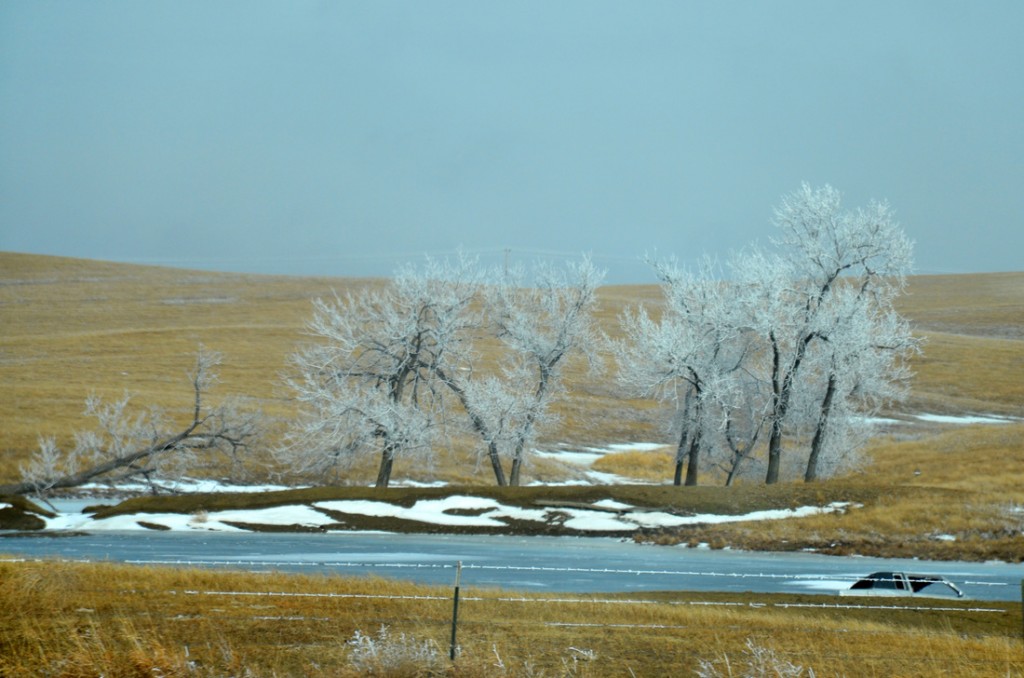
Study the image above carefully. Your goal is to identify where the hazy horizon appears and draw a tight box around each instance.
[2,2,1022,284]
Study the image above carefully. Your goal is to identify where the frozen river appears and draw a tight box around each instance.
[2,529,1019,601]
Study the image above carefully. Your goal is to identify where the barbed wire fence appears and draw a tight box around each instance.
[4,556,1021,673]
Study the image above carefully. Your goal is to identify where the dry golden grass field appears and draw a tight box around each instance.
[1,558,1021,677]
[3,253,1021,472]
[1,252,1023,676]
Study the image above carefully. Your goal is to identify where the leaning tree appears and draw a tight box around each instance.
[1,348,259,497]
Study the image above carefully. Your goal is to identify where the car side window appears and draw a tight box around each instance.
[874,572,901,590]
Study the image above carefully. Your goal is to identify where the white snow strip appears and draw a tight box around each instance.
[76,479,300,494]
[43,505,335,532]
[789,579,850,592]
[317,496,549,527]
[616,503,852,531]
[914,413,1018,425]
[536,442,667,466]
[60,512,235,531]
[860,416,902,426]
[534,450,604,465]
[605,443,668,453]
[202,506,336,528]
[593,499,633,510]
[38,498,853,533]
[560,510,635,531]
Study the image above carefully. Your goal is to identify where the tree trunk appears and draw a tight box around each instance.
[765,420,783,485]
[673,426,687,486]
[766,331,811,485]
[684,433,700,486]
[683,396,703,486]
[766,337,784,484]
[432,368,508,486]
[724,464,738,487]
[487,441,507,487]
[509,445,524,487]
[805,372,837,482]
[375,445,395,488]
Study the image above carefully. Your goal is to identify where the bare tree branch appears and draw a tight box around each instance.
[2,348,259,497]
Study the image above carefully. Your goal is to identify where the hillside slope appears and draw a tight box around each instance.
[2,252,1022,486]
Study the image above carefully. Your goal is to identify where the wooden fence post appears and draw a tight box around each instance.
[450,561,462,661]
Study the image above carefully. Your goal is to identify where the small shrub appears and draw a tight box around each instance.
[695,638,816,678]
[345,625,444,677]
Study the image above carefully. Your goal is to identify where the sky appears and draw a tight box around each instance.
[1,1,1021,284]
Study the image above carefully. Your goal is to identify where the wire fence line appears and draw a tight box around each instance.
[177,588,1009,615]
[105,557,1009,588]
[161,581,1023,672]
[3,555,1012,588]
[5,556,1020,673]
[171,581,1022,672]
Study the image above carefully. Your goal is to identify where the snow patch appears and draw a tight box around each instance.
[605,443,667,453]
[536,442,666,467]
[789,579,850,593]
[38,497,854,534]
[77,478,300,495]
[593,499,633,510]
[317,496,549,527]
[914,413,1018,425]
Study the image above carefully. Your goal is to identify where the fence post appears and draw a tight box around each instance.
[450,561,462,661]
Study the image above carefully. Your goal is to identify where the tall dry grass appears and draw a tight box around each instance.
[1,558,1020,677]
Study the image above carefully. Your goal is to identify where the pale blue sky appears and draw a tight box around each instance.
[1,2,1021,283]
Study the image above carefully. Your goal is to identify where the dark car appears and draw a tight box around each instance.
[840,571,965,599]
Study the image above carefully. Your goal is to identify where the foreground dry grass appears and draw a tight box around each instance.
[1,558,1020,677]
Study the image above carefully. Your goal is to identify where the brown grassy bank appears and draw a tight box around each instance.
[1,558,1020,677]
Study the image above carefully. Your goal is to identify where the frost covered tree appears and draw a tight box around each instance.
[614,184,916,486]
[484,258,603,485]
[1,348,259,497]
[734,183,915,483]
[716,369,770,485]
[796,289,918,481]
[284,254,602,488]
[283,255,482,488]
[445,257,604,486]
[613,257,748,486]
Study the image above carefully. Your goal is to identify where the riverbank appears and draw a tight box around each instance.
[4,477,1022,562]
